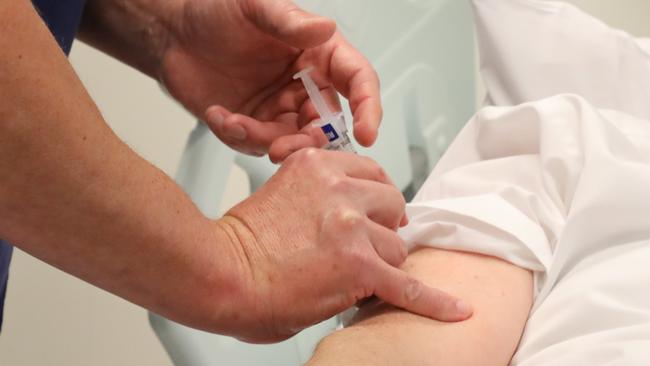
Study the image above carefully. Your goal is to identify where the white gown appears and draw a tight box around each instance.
[400,94,650,365]
[400,1,650,364]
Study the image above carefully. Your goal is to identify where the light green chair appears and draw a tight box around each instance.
[149,0,476,364]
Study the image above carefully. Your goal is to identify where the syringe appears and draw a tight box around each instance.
[293,67,356,153]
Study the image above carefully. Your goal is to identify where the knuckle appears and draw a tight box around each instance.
[358,154,374,166]
[349,245,372,265]
[300,147,321,162]
[354,281,375,302]
[375,165,389,183]
[360,156,387,182]
[333,237,366,262]
[320,208,367,246]
[323,174,341,188]
[328,175,353,193]
[285,147,320,166]
[330,206,365,230]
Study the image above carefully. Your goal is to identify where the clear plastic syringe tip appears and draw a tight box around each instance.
[293,67,336,123]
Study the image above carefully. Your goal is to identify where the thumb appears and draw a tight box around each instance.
[244,0,337,49]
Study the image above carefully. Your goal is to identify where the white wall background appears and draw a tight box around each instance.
[1,1,649,365]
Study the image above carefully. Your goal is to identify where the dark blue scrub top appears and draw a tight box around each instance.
[0,0,86,332]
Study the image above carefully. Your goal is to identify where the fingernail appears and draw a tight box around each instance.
[455,300,473,316]
[405,280,422,302]
[224,125,247,141]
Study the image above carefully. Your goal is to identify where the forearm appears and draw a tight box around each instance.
[78,0,182,78]
[307,249,533,365]
[0,1,242,333]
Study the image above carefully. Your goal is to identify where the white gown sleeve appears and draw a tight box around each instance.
[399,94,650,296]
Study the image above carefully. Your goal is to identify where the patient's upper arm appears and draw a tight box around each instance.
[307,247,533,366]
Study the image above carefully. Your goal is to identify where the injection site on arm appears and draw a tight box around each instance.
[308,248,533,366]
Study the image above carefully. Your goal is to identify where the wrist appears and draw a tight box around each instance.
[157,215,253,336]
[198,216,261,337]
[79,0,184,78]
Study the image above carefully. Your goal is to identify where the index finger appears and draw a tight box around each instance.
[327,34,383,147]
[370,260,473,322]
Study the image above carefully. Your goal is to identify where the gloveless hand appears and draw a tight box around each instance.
[213,149,473,343]
[158,0,382,161]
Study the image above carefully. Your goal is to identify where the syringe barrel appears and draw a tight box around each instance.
[314,112,356,153]
[294,67,356,153]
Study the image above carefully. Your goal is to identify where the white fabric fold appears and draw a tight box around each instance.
[398,0,650,364]
[472,0,650,120]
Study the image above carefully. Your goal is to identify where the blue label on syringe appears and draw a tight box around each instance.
[321,123,340,142]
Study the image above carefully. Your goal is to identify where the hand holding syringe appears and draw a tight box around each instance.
[294,67,356,153]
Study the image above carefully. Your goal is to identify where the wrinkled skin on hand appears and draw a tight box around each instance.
[159,0,383,162]
[214,149,472,343]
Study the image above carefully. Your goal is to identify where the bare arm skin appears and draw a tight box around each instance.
[307,248,533,365]
[77,0,174,79]
[0,0,242,332]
